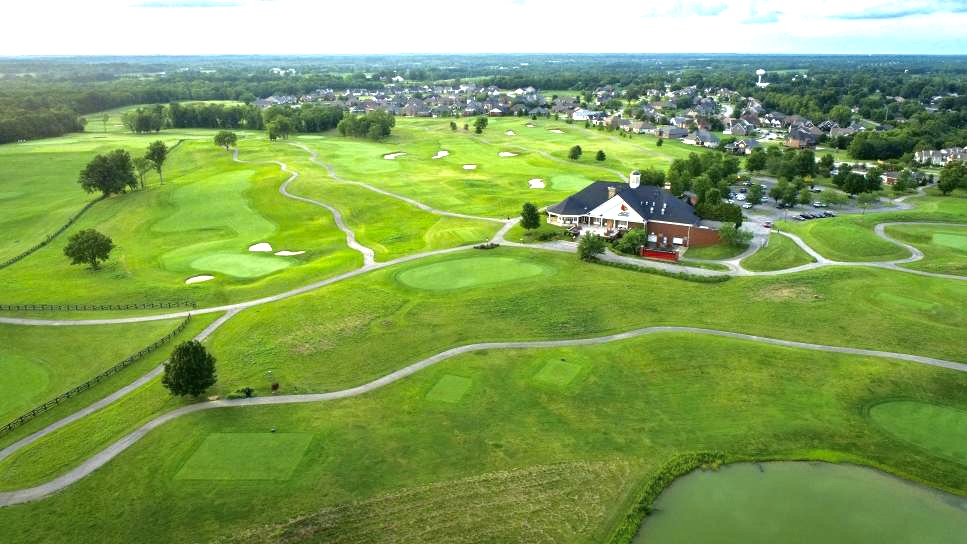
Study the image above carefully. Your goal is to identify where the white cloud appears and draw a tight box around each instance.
[1,0,965,55]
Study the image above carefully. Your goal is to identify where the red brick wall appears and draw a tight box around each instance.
[647,221,720,247]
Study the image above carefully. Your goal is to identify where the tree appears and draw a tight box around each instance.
[568,145,583,160]
[745,148,767,172]
[819,191,850,207]
[77,149,137,196]
[856,192,881,214]
[63,229,114,270]
[213,130,237,150]
[268,117,295,140]
[798,187,813,206]
[520,202,540,230]
[133,157,152,190]
[449,121,457,131]
[162,340,217,397]
[747,184,764,205]
[718,224,752,247]
[656,138,664,148]
[818,154,835,177]
[101,113,109,134]
[828,105,853,126]
[578,234,605,261]
[938,161,967,195]
[595,149,606,161]
[145,141,169,185]
[613,228,648,255]
[473,116,488,134]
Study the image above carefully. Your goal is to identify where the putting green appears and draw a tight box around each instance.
[396,256,550,291]
[0,355,49,419]
[534,360,582,387]
[175,433,313,480]
[933,233,967,251]
[425,375,472,403]
[869,401,967,464]
[550,174,594,192]
[189,253,292,278]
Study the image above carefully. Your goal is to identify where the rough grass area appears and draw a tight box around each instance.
[176,433,313,480]
[869,401,967,464]
[503,215,570,244]
[741,234,816,272]
[4,333,967,543]
[219,461,636,544]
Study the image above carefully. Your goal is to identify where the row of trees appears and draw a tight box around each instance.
[78,141,169,196]
[336,110,395,140]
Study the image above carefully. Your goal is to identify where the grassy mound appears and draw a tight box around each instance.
[395,255,551,290]
[741,234,816,272]
[870,401,967,464]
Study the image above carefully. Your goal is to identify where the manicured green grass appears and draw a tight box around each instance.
[3,333,967,543]
[683,242,747,260]
[0,318,188,423]
[0,138,360,306]
[886,224,967,276]
[533,359,582,387]
[741,234,816,272]
[425,375,473,403]
[870,401,967,464]
[395,255,551,290]
[175,433,314,480]
[777,217,910,262]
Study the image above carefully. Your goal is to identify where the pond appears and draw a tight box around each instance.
[634,462,967,544]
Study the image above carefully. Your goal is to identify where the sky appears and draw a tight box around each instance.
[3,0,967,56]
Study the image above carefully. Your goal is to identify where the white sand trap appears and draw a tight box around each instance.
[505,130,517,136]
[526,123,536,128]
[549,129,565,134]
[498,152,518,157]
[248,242,273,252]
[274,250,305,256]
[432,150,449,159]
[463,164,477,170]
[383,152,406,160]
[528,178,546,189]
[185,275,215,285]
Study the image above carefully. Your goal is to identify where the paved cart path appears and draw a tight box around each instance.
[2,324,965,507]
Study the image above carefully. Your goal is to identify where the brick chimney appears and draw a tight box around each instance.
[607,185,617,200]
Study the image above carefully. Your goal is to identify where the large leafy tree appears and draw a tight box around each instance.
[145,141,169,184]
[162,341,217,397]
[63,229,114,270]
[578,233,606,261]
[213,130,238,150]
[938,161,967,195]
[520,202,540,230]
[77,149,137,196]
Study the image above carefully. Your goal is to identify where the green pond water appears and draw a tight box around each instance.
[635,462,967,544]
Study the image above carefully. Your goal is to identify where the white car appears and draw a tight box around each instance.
[736,194,747,201]
[742,203,753,209]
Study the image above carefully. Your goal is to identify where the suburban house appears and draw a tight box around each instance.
[682,129,720,148]
[724,138,761,155]
[785,126,819,149]
[915,146,967,166]
[546,171,721,248]
[656,126,688,139]
[572,109,603,121]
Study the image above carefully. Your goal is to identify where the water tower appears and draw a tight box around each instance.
[755,69,769,88]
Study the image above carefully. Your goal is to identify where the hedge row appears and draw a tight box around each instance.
[0,315,192,436]
[607,451,726,544]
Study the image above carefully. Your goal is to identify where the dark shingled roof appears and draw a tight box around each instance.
[547,181,702,225]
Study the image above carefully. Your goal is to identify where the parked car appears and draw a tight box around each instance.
[760,184,769,189]
[813,201,827,208]
[736,194,747,201]
[810,187,823,193]
[739,187,748,193]
[763,221,773,229]
[742,203,753,209]
[793,215,806,221]
[823,211,837,217]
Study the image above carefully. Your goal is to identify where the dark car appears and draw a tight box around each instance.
[823,211,837,217]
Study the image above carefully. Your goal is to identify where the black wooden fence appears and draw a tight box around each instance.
[0,301,196,312]
[0,196,105,271]
[0,315,192,436]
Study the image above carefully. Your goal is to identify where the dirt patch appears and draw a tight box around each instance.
[754,283,824,302]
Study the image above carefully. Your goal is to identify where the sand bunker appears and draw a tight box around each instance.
[505,130,517,136]
[548,129,565,134]
[248,242,273,252]
[526,123,536,128]
[528,178,546,189]
[185,275,214,285]
[498,152,518,157]
[463,164,477,170]
[383,152,406,160]
[274,250,305,256]
[432,150,449,159]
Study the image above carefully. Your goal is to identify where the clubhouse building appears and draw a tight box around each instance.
[546,171,721,248]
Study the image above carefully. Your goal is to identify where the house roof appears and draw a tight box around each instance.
[547,181,703,226]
